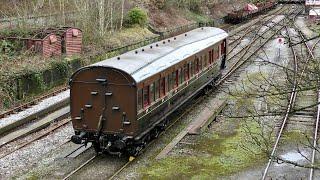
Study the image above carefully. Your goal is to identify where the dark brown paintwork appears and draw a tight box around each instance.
[70,28,228,153]
[70,66,137,136]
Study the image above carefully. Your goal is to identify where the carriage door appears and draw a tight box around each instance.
[220,40,226,70]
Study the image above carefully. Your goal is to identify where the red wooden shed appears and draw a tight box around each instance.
[48,27,83,57]
[61,27,82,56]
[27,33,61,58]
[1,30,62,58]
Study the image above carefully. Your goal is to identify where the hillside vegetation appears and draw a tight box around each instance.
[0,0,259,109]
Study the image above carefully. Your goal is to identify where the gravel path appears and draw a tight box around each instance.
[0,122,73,179]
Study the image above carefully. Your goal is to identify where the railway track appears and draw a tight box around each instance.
[0,86,68,119]
[1,5,308,180]
[308,37,320,180]
[261,10,318,179]
[62,90,210,179]
[0,4,289,151]
[228,5,288,54]
[217,7,299,88]
[152,5,299,164]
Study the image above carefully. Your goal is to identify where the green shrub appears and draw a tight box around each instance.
[50,60,70,75]
[125,7,148,27]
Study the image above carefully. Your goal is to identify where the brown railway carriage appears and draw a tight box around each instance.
[70,27,228,155]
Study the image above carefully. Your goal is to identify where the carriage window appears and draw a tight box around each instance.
[179,68,183,85]
[211,49,214,62]
[155,79,160,100]
[168,73,172,91]
[204,55,208,68]
[195,58,199,73]
[221,41,225,54]
[184,64,189,80]
[178,68,182,84]
[143,86,149,107]
[175,70,179,88]
[190,62,193,78]
[216,47,220,59]
[170,72,174,89]
[160,77,166,97]
[150,83,155,104]
[165,76,169,93]
[138,89,143,111]
[199,57,203,71]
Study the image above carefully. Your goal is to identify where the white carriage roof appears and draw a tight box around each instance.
[91,27,228,83]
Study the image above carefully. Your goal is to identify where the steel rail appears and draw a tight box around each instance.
[227,6,288,54]
[308,38,320,180]
[216,10,293,87]
[0,118,71,159]
[62,155,97,180]
[261,8,313,179]
[261,24,299,180]
[64,91,208,180]
[226,7,293,64]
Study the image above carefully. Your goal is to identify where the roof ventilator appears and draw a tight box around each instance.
[112,106,120,111]
[105,92,113,96]
[91,91,98,95]
[96,78,107,82]
[75,117,82,120]
[85,104,92,108]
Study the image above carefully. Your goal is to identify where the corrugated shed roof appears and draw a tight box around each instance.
[91,27,228,83]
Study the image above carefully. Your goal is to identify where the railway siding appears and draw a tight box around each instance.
[155,99,227,160]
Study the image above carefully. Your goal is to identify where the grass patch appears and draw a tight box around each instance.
[140,118,268,179]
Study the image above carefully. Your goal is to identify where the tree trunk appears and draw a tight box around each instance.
[120,0,125,30]
[99,0,105,36]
